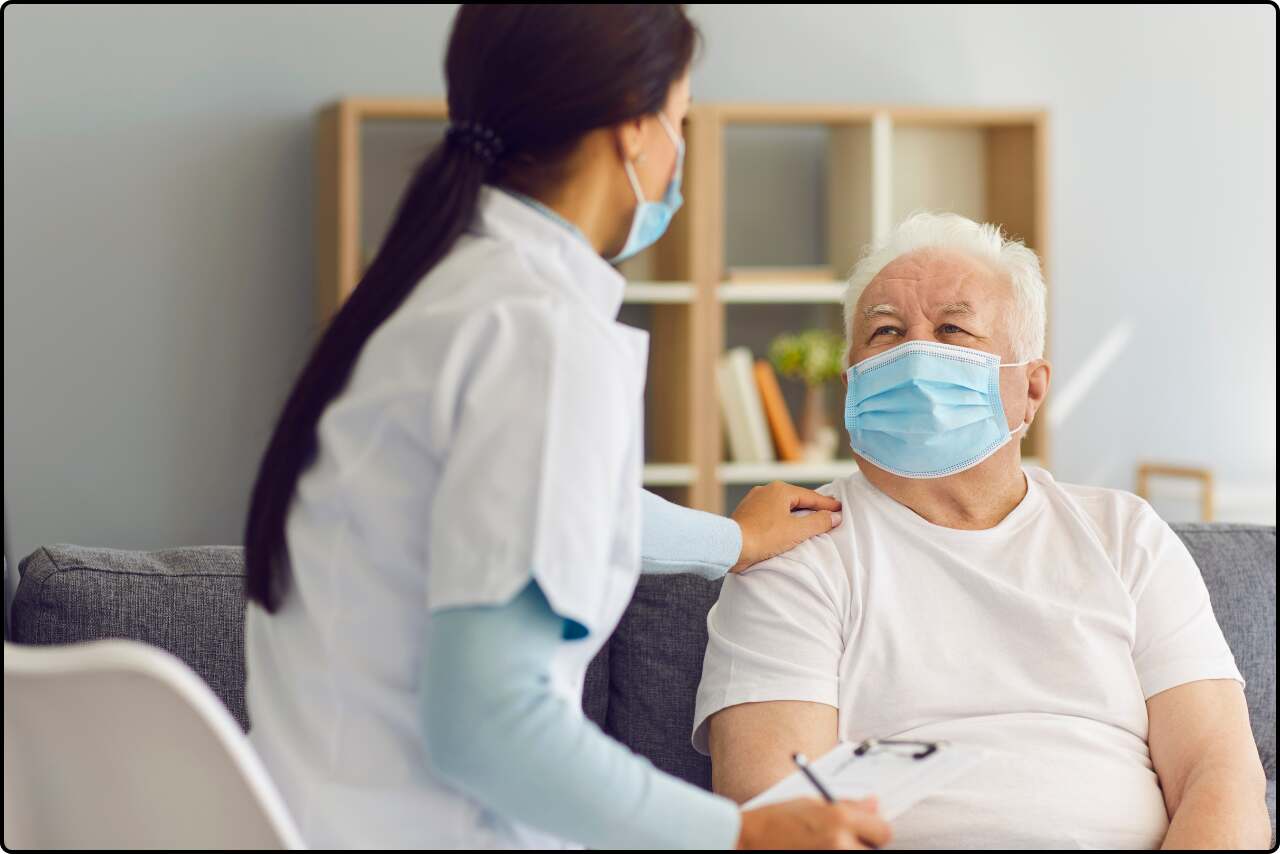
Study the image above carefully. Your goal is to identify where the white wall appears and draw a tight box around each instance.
[4,5,1275,566]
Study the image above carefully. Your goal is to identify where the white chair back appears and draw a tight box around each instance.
[4,639,305,849]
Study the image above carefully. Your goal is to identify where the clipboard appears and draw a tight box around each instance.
[743,738,988,821]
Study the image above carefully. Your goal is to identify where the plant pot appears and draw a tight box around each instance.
[801,383,838,462]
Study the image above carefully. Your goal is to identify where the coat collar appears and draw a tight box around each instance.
[468,183,626,321]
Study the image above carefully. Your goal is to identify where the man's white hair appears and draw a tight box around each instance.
[842,211,1047,365]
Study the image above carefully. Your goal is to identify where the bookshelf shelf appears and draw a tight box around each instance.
[720,461,861,485]
[643,464,697,487]
[624,282,695,303]
[317,99,1049,515]
[719,282,846,304]
[722,457,1047,487]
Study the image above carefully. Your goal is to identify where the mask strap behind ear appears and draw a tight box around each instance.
[1002,361,1037,438]
[657,110,680,144]
[622,155,646,202]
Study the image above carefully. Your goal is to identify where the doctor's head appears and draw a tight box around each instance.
[446,4,697,262]
[244,5,701,613]
[839,213,1051,482]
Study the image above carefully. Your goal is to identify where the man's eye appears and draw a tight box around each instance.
[872,326,902,338]
[940,323,967,335]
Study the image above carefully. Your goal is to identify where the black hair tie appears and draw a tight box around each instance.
[447,119,506,167]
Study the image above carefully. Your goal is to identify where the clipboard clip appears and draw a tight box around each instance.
[852,737,947,760]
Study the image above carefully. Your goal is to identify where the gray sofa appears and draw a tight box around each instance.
[9,524,1276,846]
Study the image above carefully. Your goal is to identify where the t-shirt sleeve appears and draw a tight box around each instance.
[691,549,847,756]
[426,298,637,638]
[1125,500,1246,700]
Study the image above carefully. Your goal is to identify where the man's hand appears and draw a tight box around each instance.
[730,481,842,573]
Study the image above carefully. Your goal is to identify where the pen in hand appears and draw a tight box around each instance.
[791,752,836,804]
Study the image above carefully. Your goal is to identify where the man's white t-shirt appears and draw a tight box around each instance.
[693,465,1245,850]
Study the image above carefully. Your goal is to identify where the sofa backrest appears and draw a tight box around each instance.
[11,525,1275,793]
[12,546,251,729]
[9,544,610,735]
[1175,525,1276,781]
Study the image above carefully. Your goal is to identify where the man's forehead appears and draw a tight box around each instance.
[857,250,1007,313]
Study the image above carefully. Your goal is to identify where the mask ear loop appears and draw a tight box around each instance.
[656,112,684,197]
[623,155,647,203]
[998,357,1037,435]
[623,112,681,204]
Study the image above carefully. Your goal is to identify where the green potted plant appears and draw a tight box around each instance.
[769,329,844,461]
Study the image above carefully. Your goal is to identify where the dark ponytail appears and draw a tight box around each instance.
[245,5,703,612]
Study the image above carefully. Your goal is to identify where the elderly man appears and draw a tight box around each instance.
[693,212,1270,849]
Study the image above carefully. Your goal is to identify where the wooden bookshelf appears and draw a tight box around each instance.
[316,100,1049,514]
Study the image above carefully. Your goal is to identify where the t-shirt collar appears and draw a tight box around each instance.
[856,466,1046,536]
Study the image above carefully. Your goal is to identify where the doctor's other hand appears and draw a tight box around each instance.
[729,481,842,573]
[737,797,891,850]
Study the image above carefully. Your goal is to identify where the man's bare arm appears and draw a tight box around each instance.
[707,700,839,804]
[1146,679,1270,849]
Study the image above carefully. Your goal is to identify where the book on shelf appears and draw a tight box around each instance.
[753,359,804,463]
[716,347,776,464]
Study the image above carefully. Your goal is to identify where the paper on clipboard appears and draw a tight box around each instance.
[743,740,988,821]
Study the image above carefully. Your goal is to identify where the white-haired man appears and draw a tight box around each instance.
[692,213,1270,848]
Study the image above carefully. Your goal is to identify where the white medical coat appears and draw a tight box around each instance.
[244,183,648,848]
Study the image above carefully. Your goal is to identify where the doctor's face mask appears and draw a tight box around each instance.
[843,339,1031,478]
[609,111,684,264]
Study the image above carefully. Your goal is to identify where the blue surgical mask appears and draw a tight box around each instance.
[843,340,1032,478]
[608,111,684,264]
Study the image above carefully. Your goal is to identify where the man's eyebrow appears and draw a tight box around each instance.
[939,301,975,316]
[861,303,901,320]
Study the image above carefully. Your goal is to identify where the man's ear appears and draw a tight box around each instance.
[1024,359,1051,425]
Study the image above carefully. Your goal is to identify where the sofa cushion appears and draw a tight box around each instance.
[606,573,723,789]
[1173,524,1276,781]
[9,525,1275,844]
[9,544,612,734]
[12,545,251,730]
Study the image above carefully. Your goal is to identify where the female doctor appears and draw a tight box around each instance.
[242,5,889,850]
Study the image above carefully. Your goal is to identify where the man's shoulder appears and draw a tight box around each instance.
[1028,467,1166,550]
[752,472,866,579]
[818,468,876,506]
[1030,466,1154,516]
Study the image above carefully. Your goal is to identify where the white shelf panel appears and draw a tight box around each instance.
[624,282,695,303]
[721,458,1047,485]
[718,282,847,304]
[643,463,696,486]
[719,460,861,484]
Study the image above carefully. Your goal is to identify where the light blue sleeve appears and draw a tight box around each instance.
[640,488,742,579]
[422,579,743,850]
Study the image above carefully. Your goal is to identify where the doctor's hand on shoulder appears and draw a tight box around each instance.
[729,481,843,574]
